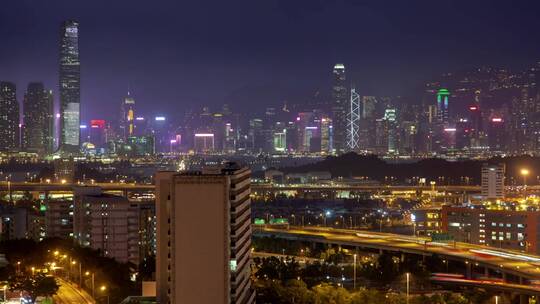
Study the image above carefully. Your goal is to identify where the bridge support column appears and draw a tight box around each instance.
[122,189,128,197]
[465,262,472,279]
[502,272,507,282]
[484,267,489,277]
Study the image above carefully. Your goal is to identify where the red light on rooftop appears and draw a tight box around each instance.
[90,119,106,128]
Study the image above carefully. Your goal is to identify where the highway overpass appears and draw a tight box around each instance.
[0,181,485,194]
[255,226,540,282]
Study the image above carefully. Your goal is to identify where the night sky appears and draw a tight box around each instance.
[1,0,540,121]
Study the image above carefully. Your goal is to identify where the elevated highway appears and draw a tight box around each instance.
[0,181,485,194]
[255,226,540,282]
[1,181,539,194]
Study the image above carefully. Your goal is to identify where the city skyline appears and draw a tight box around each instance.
[4,2,540,304]
[2,1,540,121]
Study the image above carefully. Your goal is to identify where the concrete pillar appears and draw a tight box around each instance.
[466,262,472,279]
[484,267,489,277]
[502,272,507,282]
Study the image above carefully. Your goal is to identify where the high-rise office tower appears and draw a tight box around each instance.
[331,63,347,154]
[359,96,377,151]
[89,119,107,147]
[436,88,450,124]
[59,20,81,153]
[320,116,333,154]
[156,164,255,304]
[384,108,398,154]
[0,82,19,151]
[23,83,54,154]
[346,88,361,151]
[121,92,136,139]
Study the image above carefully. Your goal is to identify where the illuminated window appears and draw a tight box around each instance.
[230,260,237,272]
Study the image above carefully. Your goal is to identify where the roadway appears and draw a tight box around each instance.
[431,276,540,296]
[53,278,94,304]
[2,181,540,194]
[256,226,540,280]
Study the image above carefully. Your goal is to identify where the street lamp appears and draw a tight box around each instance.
[521,168,530,195]
[353,254,357,289]
[406,272,410,304]
[100,286,109,304]
[85,271,95,299]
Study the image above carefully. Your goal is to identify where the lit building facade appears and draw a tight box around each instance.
[59,20,81,153]
[481,163,505,199]
[332,63,347,154]
[73,187,141,265]
[0,82,19,151]
[23,83,54,155]
[121,93,136,139]
[441,205,540,254]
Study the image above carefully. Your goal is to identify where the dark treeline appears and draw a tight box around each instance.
[283,153,540,185]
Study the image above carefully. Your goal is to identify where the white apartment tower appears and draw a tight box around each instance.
[481,163,505,199]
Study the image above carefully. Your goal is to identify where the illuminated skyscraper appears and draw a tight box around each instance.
[89,119,107,147]
[436,88,450,124]
[0,82,19,151]
[346,88,360,151]
[121,92,136,139]
[59,20,81,153]
[331,63,347,154]
[320,117,333,154]
[23,83,54,154]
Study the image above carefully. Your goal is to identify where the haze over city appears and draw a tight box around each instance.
[2,0,540,120]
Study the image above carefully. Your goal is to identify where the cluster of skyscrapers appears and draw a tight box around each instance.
[0,20,80,156]
[2,20,540,160]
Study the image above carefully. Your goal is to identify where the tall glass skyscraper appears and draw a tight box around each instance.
[331,63,347,154]
[0,82,19,151]
[59,20,81,153]
[23,83,54,155]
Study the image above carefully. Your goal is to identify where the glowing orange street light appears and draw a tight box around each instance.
[521,168,530,195]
